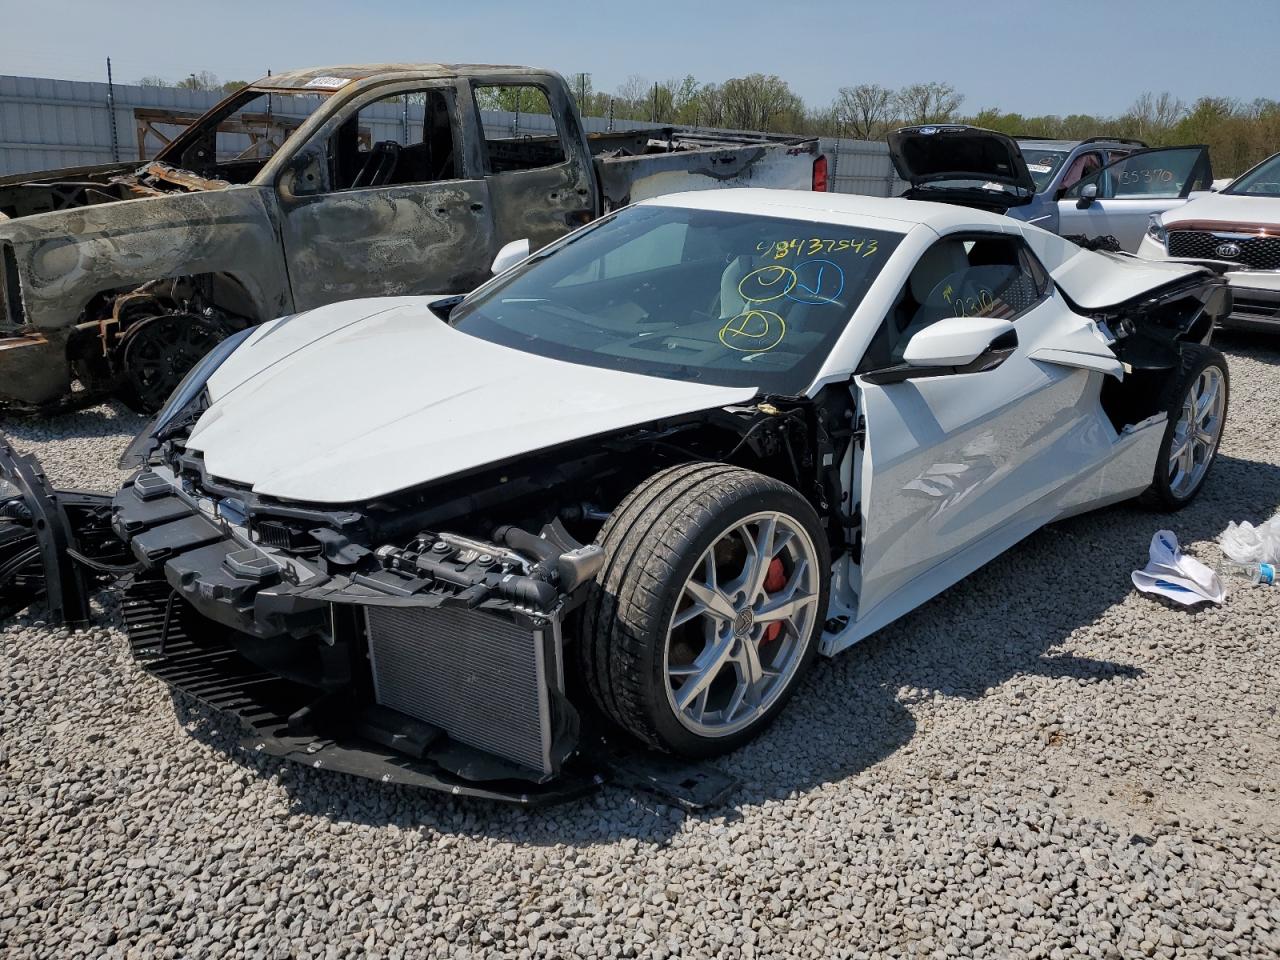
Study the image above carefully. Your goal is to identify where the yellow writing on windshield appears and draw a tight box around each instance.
[719,309,787,352]
[756,237,879,260]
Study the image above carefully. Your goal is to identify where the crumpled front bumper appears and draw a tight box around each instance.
[3,447,738,808]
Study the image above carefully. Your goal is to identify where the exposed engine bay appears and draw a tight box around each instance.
[0,163,229,221]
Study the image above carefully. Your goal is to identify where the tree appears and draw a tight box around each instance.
[221,80,249,93]
[719,73,804,133]
[833,83,898,140]
[612,74,651,120]
[895,82,963,124]
[176,70,221,92]
[137,75,170,88]
[672,75,702,126]
[1121,91,1187,142]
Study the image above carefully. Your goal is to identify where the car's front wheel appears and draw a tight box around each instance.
[580,463,830,758]
[1143,343,1229,511]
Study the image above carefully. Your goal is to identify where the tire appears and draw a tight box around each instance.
[1141,343,1229,511]
[579,463,831,758]
[116,312,228,415]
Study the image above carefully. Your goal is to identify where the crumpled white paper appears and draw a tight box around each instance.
[1219,513,1280,565]
[1131,530,1226,606]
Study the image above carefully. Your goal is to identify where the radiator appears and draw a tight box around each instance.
[364,604,558,776]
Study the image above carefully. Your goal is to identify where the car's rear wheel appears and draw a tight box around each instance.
[1142,343,1229,511]
[580,463,830,757]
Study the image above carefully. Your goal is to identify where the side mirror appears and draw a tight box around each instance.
[904,315,1017,367]
[1075,182,1099,208]
[491,238,531,276]
[862,316,1018,386]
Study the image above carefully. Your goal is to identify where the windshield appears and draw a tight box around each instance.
[1021,149,1068,191]
[451,205,903,394]
[1226,153,1280,197]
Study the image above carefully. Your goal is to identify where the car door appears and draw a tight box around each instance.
[1056,146,1212,251]
[852,231,1126,628]
[275,79,496,311]
[464,79,596,255]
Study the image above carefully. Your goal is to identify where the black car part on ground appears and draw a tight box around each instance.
[0,437,131,624]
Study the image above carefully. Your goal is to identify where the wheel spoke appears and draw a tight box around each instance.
[1180,442,1196,475]
[673,630,734,711]
[683,578,736,622]
[741,515,778,601]
[1195,383,1216,421]
[737,635,765,688]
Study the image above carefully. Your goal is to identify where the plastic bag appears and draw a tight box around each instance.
[1219,513,1280,565]
[1132,530,1226,606]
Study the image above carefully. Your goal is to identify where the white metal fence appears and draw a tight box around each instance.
[0,74,900,197]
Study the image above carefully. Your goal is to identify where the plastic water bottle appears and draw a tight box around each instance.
[1218,560,1276,586]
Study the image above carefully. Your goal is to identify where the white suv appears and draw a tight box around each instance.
[1138,151,1280,333]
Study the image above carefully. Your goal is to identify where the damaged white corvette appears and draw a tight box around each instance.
[1,190,1231,803]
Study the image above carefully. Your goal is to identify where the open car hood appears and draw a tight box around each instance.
[186,297,757,503]
[888,125,1036,209]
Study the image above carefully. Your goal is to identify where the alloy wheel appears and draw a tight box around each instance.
[662,511,820,738]
[1168,365,1225,498]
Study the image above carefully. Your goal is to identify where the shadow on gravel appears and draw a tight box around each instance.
[1215,330,1280,366]
[158,447,1280,845]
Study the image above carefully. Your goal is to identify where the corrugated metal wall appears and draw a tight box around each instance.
[0,74,899,196]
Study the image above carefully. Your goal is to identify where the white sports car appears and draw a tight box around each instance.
[0,190,1231,802]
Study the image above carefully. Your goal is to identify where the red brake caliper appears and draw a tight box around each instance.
[761,557,787,646]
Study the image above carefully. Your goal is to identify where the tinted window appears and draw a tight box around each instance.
[451,204,904,394]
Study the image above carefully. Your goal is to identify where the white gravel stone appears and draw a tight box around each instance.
[2,335,1279,959]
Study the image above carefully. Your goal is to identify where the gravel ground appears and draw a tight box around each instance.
[2,334,1279,960]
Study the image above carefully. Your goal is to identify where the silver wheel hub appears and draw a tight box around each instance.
[662,511,820,739]
[1168,366,1225,498]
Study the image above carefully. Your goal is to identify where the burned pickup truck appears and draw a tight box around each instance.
[0,63,821,413]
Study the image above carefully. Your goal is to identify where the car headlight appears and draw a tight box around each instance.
[1146,214,1168,247]
[118,324,259,468]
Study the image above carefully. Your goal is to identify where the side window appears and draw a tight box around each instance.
[473,84,567,173]
[861,235,1048,369]
[325,87,459,192]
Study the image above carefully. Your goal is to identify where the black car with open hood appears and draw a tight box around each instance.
[888,124,1036,212]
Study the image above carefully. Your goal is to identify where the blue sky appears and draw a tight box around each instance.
[1,0,1276,117]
